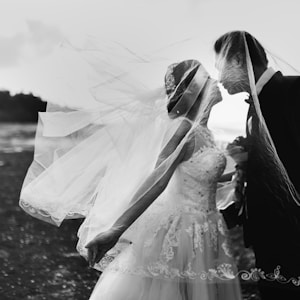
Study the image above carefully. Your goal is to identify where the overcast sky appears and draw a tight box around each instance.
[0,0,299,137]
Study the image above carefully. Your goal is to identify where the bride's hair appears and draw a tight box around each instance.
[164,59,202,114]
[214,31,268,67]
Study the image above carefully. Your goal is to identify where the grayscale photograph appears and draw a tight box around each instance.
[0,1,299,299]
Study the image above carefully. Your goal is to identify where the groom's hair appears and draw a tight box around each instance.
[214,31,268,67]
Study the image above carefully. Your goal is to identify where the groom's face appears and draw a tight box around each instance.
[215,54,250,95]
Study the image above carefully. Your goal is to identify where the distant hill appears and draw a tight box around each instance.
[0,91,47,123]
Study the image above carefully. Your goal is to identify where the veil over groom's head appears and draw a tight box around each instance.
[214,31,268,94]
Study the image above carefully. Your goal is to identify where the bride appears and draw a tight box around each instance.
[20,56,242,299]
[83,60,242,299]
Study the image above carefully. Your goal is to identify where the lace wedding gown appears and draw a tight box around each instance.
[89,126,242,300]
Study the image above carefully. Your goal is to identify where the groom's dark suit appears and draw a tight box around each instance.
[244,71,300,298]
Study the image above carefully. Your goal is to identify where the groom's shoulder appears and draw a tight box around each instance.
[280,74,300,94]
[282,74,300,85]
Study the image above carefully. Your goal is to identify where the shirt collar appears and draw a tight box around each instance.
[255,67,276,95]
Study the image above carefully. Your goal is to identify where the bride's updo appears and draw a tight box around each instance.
[164,59,203,116]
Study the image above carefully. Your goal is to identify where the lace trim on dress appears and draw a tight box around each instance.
[105,261,238,281]
[97,210,233,276]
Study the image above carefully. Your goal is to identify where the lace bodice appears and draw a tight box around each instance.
[174,125,226,213]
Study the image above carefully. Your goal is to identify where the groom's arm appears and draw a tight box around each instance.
[288,78,300,148]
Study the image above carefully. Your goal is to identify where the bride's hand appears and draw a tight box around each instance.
[85,230,120,267]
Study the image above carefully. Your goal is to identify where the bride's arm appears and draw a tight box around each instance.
[86,135,190,266]
[115,146,187,227]
[113,121,194,231]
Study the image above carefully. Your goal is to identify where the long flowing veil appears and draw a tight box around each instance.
[20,39,176,225]
[20,38,231,273]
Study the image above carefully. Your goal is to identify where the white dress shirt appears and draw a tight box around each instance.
[255,67,276,96]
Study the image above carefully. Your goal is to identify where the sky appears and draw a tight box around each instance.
[0,0,299,137]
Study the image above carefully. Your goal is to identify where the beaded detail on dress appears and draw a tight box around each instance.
[178,125,226,213]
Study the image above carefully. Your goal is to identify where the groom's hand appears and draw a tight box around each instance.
[233,167,246,206]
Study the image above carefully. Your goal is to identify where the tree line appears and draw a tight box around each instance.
[0,90,47,123]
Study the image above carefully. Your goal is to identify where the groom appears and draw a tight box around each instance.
[214,31,300,300]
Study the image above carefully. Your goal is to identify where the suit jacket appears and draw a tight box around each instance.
[244,71,300,253]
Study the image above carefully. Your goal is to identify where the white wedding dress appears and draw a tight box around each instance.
[89,126,242,300]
